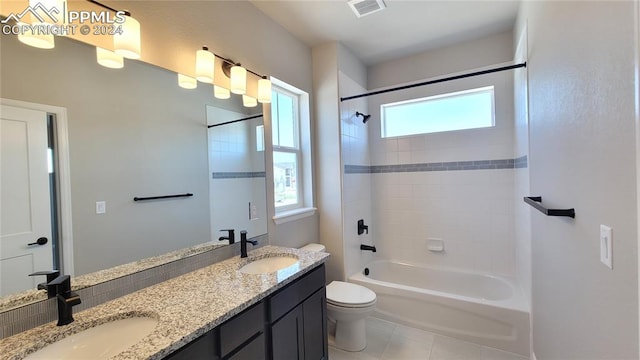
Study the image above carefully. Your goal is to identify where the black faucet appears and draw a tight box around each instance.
[357,219,369,235]
[240,230,258,258]
[29,270,60,298]
[44,275,81,326]
[360,244,377,252]
[219,229,235,244]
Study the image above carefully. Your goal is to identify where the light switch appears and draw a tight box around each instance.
[600,225,612,269]
[96,201,106,214]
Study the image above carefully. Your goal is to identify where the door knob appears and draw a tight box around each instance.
[27,237,48,246]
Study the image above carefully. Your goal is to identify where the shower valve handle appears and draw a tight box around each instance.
[357,219,369,235]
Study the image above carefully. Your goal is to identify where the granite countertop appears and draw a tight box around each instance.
[0,242,229,312]
[0,246,329,360]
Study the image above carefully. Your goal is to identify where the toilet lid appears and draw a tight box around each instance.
[326,281,376,307]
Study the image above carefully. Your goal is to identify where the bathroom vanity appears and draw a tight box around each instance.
[0,246,329,360]
[166,264,327,360]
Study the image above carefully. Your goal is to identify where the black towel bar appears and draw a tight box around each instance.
[524,196,575,218]
[134,193,193,201]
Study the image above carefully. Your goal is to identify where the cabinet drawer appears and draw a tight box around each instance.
[227,333,265,360]
[164,330,218,360]
[220,302,265,357]
[268,264,325,323]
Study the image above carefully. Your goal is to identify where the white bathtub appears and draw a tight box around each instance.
[349,260,530,356]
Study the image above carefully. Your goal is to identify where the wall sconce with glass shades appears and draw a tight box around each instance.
[182,46,272,105]
[16,0,140,63]
[13,0,271,106]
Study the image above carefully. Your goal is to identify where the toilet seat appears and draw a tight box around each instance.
[326,281,376,308]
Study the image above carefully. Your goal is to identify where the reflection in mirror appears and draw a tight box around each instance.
[207,107,268,243]
[0,32,269,312]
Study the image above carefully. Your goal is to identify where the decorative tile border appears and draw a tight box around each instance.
[345,155,528,174]
[212,171,266,179]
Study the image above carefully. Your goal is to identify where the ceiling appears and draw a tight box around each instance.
[250,0,521,66]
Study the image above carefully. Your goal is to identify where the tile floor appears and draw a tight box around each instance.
[328,317,529,360]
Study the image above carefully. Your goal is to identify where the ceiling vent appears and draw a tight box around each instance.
[348,0,387,18]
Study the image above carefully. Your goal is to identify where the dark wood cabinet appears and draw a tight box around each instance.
[163,330,219,360]
[164,264,326,360]
[302,289,328,360]
[268,265,327,360]
[271,305,304,360]
[220,302,265,359]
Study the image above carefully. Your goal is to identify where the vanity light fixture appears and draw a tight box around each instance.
[96,47,124,69]
[257,77,272,103]
[113,12,141,59]
[196,46,215,83]
[230,65,247,95]
[178,74,197,89]
[189,50,271,103]
[214,85,231,99]
[242,95,258,108]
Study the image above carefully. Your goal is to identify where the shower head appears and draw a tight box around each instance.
[356,111,371,123]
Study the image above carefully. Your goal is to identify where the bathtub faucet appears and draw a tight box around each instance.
[360,244,377,252]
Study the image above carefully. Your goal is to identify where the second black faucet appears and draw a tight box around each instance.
[240,230,258,258]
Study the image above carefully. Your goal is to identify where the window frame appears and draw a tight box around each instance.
[271,86,303,212]
[380,85,496,138]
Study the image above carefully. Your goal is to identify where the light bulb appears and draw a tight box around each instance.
[242,95,258,108]
[195,47,215,83]
[96,47,124,69]
[114,14,141,59]
[257,78,272,103]
[214,85,231,99]
[230,65,247,95]
[178,74,197,89]
[17,22,54,49]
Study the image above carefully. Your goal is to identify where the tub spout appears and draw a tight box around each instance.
[360,244,376,252]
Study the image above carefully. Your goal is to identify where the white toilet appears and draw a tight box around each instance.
[300,243,377,352]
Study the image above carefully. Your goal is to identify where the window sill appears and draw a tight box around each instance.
[273,207,317,225]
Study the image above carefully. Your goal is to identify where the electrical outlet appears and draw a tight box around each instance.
[96,201,106,214]
[600,225,612,269]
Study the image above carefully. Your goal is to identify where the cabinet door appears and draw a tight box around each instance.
[302,288,327,360]
[271,306,304,360]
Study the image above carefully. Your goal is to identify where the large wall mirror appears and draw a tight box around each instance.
[0,32,268,310]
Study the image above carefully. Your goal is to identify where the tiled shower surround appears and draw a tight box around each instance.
[370,166,518,275]
[340,65,523,278]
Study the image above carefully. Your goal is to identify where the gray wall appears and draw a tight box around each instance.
[516,1,638,358]
[313,42,344,282]
[367,31,514,89]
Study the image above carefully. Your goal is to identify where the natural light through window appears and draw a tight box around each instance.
[381,86,495,138]
[272,88,301,210]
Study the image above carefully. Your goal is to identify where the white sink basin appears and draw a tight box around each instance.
[24,317,158,360]
[239,256,299,274]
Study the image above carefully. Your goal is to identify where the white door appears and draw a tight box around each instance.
[0,105,53,296]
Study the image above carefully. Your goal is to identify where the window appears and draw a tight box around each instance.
[381,86,495,138]
[272,87,301,211]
